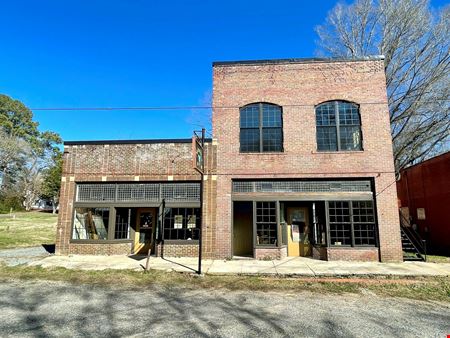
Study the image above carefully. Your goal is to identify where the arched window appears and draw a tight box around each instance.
[240,103,283,152]
[316,101,362,151]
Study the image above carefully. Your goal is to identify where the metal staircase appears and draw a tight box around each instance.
[399,212,427,262]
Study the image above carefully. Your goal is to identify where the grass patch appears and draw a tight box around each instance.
[0,211,57,249]
[426,255,450,264]
[0,265,448,302]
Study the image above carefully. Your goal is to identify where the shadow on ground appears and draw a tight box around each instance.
[0,280,448,337]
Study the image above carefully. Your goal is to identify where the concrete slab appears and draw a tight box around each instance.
[27,254,450,277]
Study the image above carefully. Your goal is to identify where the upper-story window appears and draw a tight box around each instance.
[240,103,283,152]
[316,101,362,151]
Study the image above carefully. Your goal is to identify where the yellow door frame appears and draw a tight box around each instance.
[134,208,157,254]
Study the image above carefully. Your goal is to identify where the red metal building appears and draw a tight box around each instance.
[397,151,450,255]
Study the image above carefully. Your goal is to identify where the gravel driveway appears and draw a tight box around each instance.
[0,246,51,266]
[0,280,448,337]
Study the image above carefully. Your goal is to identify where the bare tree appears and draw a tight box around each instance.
[18,156,45,211]
[316,0,450,171]
[0,129,29,190]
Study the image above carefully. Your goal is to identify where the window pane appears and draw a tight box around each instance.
[328,201,351,246]
[73,207,109,240]
[352,201,376,246]
[316,102,336,126]
[115,208,133,239]
[256,201,277,245]
[240,129,260,152]
[262,104,282,127]
[339,126,361,150]
[317,126,338,151]
[338,102,360,125]
[163,207,201,240]
[262,128,282,152]
[240,104,259,128]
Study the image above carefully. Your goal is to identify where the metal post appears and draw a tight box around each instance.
[197,128,205,275]
[161,199,165,259]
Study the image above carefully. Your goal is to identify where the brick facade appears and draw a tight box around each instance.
[212,58,402,262]
[156,243,199,258]
[56,140,217,258]
[56,57,403,262]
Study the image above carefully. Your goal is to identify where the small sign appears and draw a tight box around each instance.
[174,215,183,229]
[187,215,196,229]
[192,130,205,174]
[417,208,426,220]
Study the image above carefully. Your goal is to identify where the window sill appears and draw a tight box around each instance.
[312,150,364,154]
[329,246,378,249]
[70,239,133,244]
[163,240,199,245]
[239,152,285,155]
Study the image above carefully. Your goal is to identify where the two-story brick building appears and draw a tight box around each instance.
[56,56,403,262]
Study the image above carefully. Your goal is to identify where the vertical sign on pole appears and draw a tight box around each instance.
[193,128,205,275]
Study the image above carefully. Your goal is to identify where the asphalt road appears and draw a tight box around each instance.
[0,280,449,337]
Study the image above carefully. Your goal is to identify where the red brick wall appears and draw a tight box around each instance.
[326,248,379,261]
[68,243,132,255]
[156,243,199,258]
[397,152,450,255]
[56,141,217,257]
[213,59,402,262]
[254,247,287,260]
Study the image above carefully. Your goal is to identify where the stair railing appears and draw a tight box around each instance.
[399,212,427,262]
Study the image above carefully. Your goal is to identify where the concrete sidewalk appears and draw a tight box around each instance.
[28,255,450,277]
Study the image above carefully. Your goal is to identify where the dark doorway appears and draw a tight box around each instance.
[233,201,253,257]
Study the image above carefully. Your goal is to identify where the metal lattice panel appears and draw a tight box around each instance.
[232,180,371,193]
[117,184,159,201]
[161,183,200,202]
[77,184,116,202]
[76,183,200,202]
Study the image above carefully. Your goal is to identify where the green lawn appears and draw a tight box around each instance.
[0,211,57,249]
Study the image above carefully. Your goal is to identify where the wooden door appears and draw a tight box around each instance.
[233,202,253,257]
[134,208,157,254]
[286,207,311,257]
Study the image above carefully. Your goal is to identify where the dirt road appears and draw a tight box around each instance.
[0,280,448,337]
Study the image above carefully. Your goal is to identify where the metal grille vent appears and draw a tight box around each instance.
[232,180,371,193]
[76,183,200,202]
[117,184,159,201]
[77,184,116,202]
[161,183,200,202]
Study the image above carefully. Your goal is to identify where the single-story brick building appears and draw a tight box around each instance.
[56,56,403,262]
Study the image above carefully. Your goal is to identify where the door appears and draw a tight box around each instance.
[134,208,157,254]
[286,207,311,257]
[233,201,253,257]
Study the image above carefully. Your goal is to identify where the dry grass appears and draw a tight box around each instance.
[0,211,57,249]
[426,255,450,264]
[0,265,448,302]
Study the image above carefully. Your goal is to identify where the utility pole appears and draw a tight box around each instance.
[193,128,205,275]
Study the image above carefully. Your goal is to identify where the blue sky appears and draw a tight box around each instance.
[0,0,447,142]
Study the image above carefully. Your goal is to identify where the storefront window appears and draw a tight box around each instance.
[72,207,109,240]
[115,208,132,239]
[256,202,277,246]
[163,208,201,240]
[328,201,376,246]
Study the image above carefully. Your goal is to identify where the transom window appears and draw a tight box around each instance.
[328,201,376,246]
[316,101,362,151]
[240,103,283,152]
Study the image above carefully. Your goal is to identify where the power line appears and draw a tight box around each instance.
[30,99,450,111]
